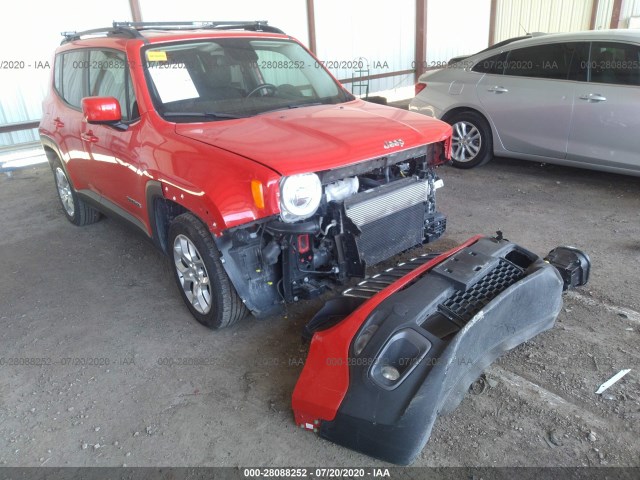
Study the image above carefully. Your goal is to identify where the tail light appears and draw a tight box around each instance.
[415,83,427,96]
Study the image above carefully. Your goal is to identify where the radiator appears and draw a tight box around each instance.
[343,177,430,266]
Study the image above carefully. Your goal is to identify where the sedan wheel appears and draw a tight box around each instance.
[173,234,212,315]
[451,121,481,163]
[445,111,493,169]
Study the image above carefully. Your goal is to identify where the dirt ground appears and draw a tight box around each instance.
[0,153,639,468]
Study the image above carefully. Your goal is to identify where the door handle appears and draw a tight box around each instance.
[488,86,509,93]
[80,131,99,143]
[53,117,65,128]
[579,93,607,102]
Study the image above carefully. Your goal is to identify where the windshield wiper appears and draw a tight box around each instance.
[163,112,245,120]
[287,102,324,109]
[258,102,324,115]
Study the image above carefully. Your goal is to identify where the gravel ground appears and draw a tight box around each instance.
[0,155,639,467]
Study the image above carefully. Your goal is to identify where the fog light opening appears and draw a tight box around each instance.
[381,365,400,381]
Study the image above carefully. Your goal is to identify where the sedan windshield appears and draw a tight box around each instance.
[143,38,352,121]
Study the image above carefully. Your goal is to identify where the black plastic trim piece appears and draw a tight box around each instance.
[77,190,149,236]
[145,181,166,253]
[213,232,283,318]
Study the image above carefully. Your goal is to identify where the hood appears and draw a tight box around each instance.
[174,99,452,176]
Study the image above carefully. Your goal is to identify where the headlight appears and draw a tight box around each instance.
[279,173,322,222]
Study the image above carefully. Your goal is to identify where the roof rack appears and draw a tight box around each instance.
[61,20,284,45]
[113,20,285,34]
[61,25,143,44]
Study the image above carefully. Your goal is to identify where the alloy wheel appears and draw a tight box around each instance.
[55,167,75,217]
[451,121,482,163]
[173,234,212,314]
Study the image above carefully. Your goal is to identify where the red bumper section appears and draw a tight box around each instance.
[292,235,590,464]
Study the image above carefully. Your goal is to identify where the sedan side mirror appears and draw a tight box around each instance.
[82,97,123,126]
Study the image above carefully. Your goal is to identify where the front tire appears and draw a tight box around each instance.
[446,111,493,169]
[168,213,248,329]
[51,158,101,226]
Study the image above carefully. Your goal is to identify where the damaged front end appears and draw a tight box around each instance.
[215,141,449,317]
[292,235,590,465]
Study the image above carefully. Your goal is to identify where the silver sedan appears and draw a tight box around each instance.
[410,29,640,176]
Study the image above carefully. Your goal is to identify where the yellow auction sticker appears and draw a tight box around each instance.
[147,51,168,62]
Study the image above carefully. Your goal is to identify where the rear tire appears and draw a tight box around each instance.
[51,158,101,226]
[445,111,493,169]
[168,213,248,329]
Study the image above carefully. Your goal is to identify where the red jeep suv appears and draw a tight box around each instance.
[40,21,452,329]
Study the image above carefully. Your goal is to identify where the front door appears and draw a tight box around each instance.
[80,49,146,226]
[476,42,586,159]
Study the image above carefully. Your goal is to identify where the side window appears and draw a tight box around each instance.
[567,42,589,82]
[589,42,640,86]
[54,54,62,93]
[504,43,578,80]
[61,51,86,108]
[472,52,507,74]
[88,50,139,121]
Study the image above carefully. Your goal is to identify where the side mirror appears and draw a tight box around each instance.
[82,97,122,125]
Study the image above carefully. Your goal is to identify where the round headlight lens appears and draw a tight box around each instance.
[280,173,322,222]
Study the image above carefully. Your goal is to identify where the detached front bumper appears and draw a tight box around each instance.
[292,235,590,465]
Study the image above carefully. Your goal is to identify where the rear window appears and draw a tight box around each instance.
[472,52,508,74]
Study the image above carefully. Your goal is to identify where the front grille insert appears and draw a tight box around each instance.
[440,259,524,324]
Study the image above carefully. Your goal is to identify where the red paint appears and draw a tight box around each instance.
[81,97,122,124]
[174,100,452,176]
[291,235,483,426]
[39,30,452,239]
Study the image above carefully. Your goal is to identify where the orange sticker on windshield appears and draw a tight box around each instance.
[147,51,167,62]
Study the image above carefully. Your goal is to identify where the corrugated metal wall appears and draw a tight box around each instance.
[620,0,640,27]
[427,0,491,62]
[0,0,133,148]
[595,0,615,29]
[137,0,309,50]
[494,0,594,42]
[314,0,416,98]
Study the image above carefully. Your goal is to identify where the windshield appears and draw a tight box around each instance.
[143,38,352,121]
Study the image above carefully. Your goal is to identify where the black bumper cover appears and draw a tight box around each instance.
[313,237,588,464]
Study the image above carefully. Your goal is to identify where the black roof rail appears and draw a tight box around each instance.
[61,25,143,45]
[112,20,285,34]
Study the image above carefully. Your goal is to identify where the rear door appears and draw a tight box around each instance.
[567,41,640,170]
[55,50,93,191]
[476,42,585,159]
